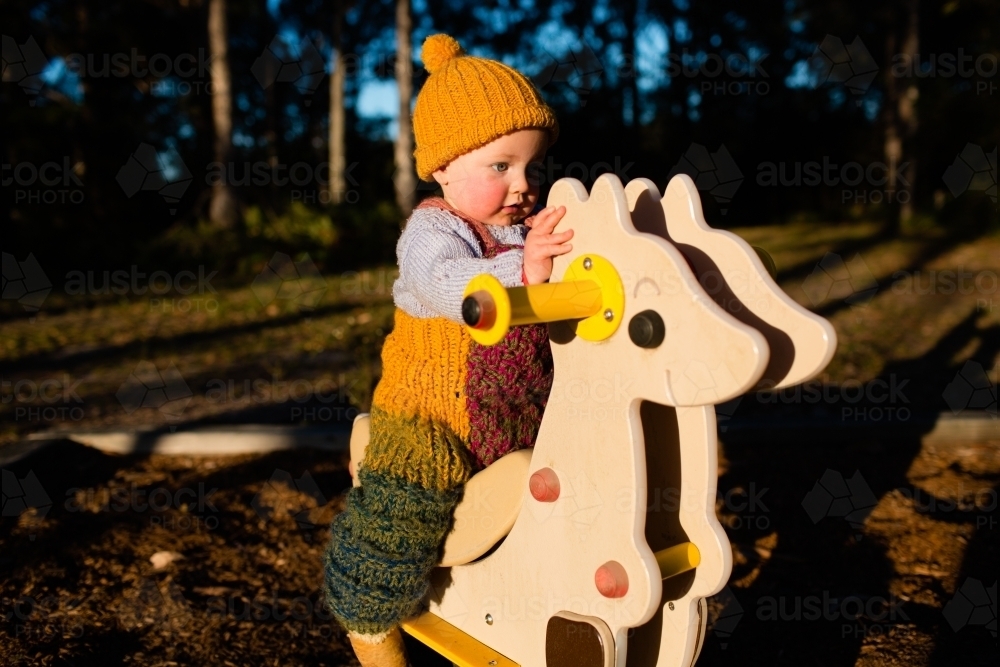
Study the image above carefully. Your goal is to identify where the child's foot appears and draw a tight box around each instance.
[349,627,408,667]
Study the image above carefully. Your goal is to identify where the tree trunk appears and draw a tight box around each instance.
[393,0,415,216]
[883,0,919,232]
[883,28,901,231]
[264,27,278,169]
[208,0,238,228]
[327,0,347,204]
[897,0,919,225]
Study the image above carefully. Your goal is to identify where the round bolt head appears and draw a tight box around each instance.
[583,257,593,270]
[595,561,629,598]
[628,310,665,348]
[603,309,614,322]
[485,613,493,625]
[529,468,560,502]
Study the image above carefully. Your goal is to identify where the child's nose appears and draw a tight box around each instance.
[510,169,530,194]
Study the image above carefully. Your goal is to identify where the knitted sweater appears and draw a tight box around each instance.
[392,204,528,323]
[324,198,553,638]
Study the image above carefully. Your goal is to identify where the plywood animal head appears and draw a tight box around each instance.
[546,174,769,407]
[625,175,837,390]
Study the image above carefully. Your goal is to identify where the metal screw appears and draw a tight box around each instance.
[485,613,493,625]
[489,662,498,666]
[668,601,675,611]
[603,308,614,321]
[583,257,593,270]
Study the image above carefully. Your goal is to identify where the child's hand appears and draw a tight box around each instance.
[522,206,572,285]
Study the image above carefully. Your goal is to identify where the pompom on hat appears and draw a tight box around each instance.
[412,34,559,181]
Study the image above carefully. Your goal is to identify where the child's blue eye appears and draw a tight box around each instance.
[492,163,508,173]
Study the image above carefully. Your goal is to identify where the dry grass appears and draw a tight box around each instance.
[4,224,999,448]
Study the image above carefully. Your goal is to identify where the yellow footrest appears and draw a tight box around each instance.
[655,542,701,579]
[401,611,520,667]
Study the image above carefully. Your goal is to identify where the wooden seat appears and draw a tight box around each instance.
[349,413,533,566]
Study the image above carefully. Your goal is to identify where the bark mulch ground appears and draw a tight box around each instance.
[2,429,996,666]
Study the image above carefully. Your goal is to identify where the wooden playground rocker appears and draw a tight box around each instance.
[350,173,836,667]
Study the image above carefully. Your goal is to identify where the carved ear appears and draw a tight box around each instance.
[624,178,668,238]
[624,178,659,211]
[588,173,636,234]
[547,177,589,209]
[663,174,708,234]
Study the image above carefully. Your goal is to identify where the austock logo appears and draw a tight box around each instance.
[204,589,336,634]
[252,34,326,103]
[2,469,52,519]
[942,360,998,418]
[64,480,219,529]
[942,578,997,637]
[708,586,744,650]
[525,468,602,532]
[755,156,912,206]
[667,49,771,97]
[801,252,878,311]
[4,374,86,425]
[207,158,361,205]
[942,144,998,204]
[889,50,998,94]
[715,397,742,433]
[3,593,86,639]
[533,43,604,105]
[116,361,193,419]
[756,375,911,424]
[2,468,51,541]
[676,359,746,406]
[756,591,910,640]
[809,35,879,97]
[2,252,52,312]
[2,35,49,104]
[716,482,771,531]
[667,144,744,215]
[251,469,328,531]
[116,143,193,214]
[801,469,878,538]
[251,252,327,313]
[4,157,86,205]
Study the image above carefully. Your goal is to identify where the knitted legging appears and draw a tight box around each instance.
[324,199,552,636]
[322,402,470,637]
[324,310,551,637]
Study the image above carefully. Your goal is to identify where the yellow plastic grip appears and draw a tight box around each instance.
[462,255,624,346]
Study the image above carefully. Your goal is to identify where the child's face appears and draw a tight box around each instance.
[432,129,548,226]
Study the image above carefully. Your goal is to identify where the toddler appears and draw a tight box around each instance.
[323,33,572,666]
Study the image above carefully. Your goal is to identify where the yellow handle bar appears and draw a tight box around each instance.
[461,255,625,346]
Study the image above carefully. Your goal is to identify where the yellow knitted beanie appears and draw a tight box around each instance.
[412,34,559,181]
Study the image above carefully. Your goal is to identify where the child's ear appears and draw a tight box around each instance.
[431,166,449,187]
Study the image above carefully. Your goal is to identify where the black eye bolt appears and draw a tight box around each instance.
[628,310,665,348]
